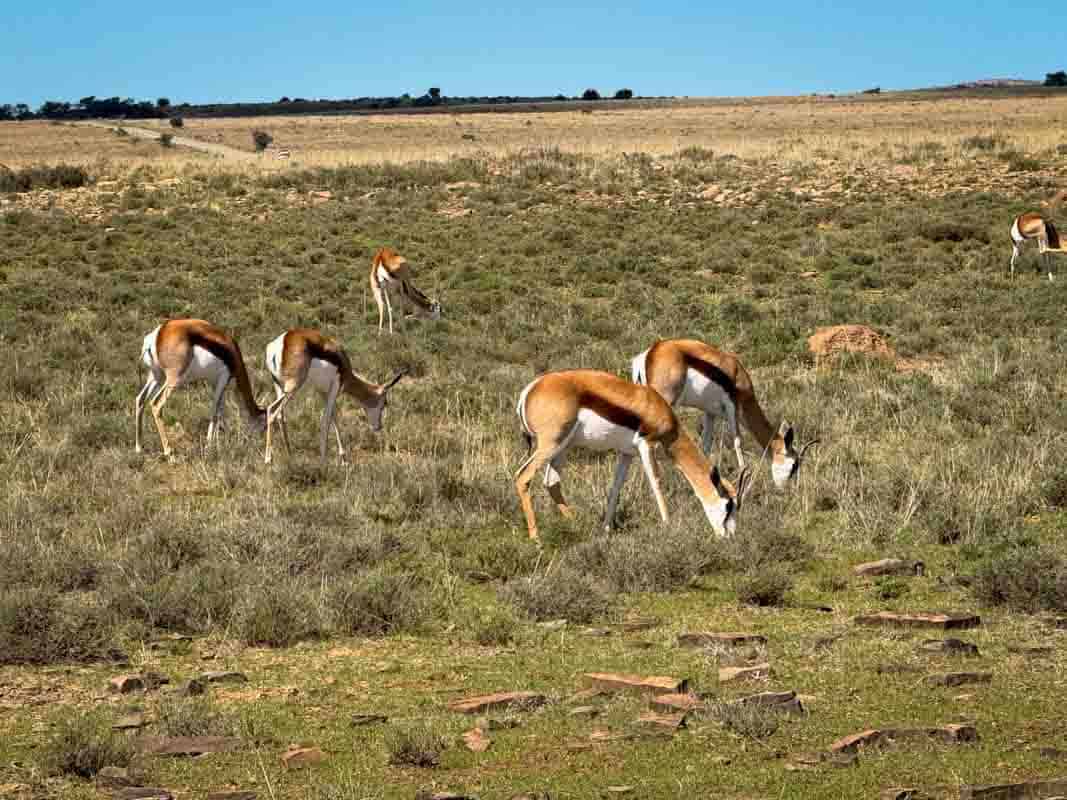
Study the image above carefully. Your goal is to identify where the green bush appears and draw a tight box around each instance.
[0,588,116,665]
[736,565,793,607]
[973,546,1067,612]
[501,565,613,623]
[386,723,446,767]
[40,709,134,778]
[0,163,89,193]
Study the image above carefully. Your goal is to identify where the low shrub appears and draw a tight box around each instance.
[155,694,237,738]
[386,723,446,767]
[326,568,431,637]
[972,546,1067,612]
[40,709,134,778]
[711,700,780,739]
[0,588,116,665]
[500,565,613,623]
[736,565,793,607]
[0,163,89,193]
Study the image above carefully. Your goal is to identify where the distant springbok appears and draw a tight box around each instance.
[1010,212,1064,281]
[370,247,442,334]
[274,149,291,160]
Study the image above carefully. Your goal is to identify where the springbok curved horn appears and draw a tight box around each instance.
[798,439,820,459]
[383,369,408,392]
[736,466,754,508]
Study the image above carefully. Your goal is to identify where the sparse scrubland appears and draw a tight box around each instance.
[3,92,1067,798]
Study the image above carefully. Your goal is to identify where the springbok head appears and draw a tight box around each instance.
[705,465,752,537]
[770,420,819,488]
[364,370,407,432]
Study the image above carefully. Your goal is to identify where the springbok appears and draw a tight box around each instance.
[633,339,817,488]
[515,369,750,539]
[1010,212,1064,281]
[264,328,405,464]
[135,319,266,456]
[370,247,442,334]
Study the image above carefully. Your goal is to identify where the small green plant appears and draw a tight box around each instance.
[961,134,1007,151]
[252,129,273,152]
[168,116,183,128]
[736,565,793,607]
[386,723,446,767]
[873,576,911,601]
[470,605,519,646]
[972,546,1067,612]
[711,700,780,739]
[159,132,174,148]
[155,694,236,737]
[40,709,134,778]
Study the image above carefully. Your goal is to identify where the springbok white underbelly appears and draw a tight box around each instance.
[572,408,641,453]
[307,358,341,394]
[679,368,734,415]
[179,346,229,385]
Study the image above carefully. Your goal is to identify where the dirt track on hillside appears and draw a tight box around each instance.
[77,120,258,161]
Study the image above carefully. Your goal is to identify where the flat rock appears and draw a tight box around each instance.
[830,724,978,754]
[109,675,144,694]
[569,706,600,718]
[854,558,925,577]
[113,713,147,730]
[281,747,325,768]
[920,638,980,657]
[138,736,242,756]
[351,714,388,726]
[636,711,688,730]
[448,691,546,714]
[583,673,688,695]
[199,670,248,684]
[113,789,173,800]
[719,663,771,683]
[924,672,993,687]
[855,611,981,630]
[678,632,767,648]
[461,727,491,753]
[960,778,1067,799]
[734,691,805,715]
[650,693,707,713]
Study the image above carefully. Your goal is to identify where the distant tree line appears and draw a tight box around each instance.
[0,88,644,121]
[1047,71,1067,87]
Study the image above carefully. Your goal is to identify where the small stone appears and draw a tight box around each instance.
[649,693,706,713]
[924,672,992,688]
[678,632,767,648]
[113,789,173,800]
[351,714,388,726]
[830,728,884,754]
[569,706,600,718]
[281,747,325,769]
[854,611,981,630]
[174,678,206,697]
[109,675,144,694]
[448,691,546,714]
[138,736,242,756]
[113,713,147,731]
[583,673,688,696]
[461,727,491,753]
[853,558,924,577]
[718,663,771,683]
[199,670,248,685]
[881,790,920,800]
[636,711,687,731]
[140,671,170,690]
[920,638,980,657]
[581,628,613,637]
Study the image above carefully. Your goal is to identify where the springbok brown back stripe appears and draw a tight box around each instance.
[188,332,236,373]
[306,340,351,375]
[580,392,645,434]
[682,354,737,401]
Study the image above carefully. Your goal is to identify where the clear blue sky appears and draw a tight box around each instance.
[6,1,1065,107]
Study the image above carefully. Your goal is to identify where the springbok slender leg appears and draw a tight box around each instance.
[149,383,177,457]
[206,372,229,448]
[724,401,745,470]
[700,411,716,456]
[514,423,577,539]
[134,375,160,453]
[636,438,669,523]
[1010,243,1020,279]
[265,391,294,464]
[604,453,634,530]
[544,451,574,518]
[319,379,341,463]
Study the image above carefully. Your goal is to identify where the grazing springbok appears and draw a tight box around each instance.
[264,328,405,464]
[633,339,817,488]
[1010,212,1064,281]
[370,247,442,334]
[135,319,266,456]
[515,369,750,539]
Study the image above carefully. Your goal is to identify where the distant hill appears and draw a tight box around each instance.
[937,78,1042,90]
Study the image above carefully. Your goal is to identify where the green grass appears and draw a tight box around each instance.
[3,148,1067,798]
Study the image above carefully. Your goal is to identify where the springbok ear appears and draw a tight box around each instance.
[383,369,407,392]
[709,464,724,491]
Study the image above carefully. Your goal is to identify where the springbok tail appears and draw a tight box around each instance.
[1047,220,1061,251]
[631,349,649,385]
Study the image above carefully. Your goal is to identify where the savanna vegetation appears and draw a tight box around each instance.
[2,92,1067,799]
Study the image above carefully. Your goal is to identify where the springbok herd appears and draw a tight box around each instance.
[135,213,1064,540]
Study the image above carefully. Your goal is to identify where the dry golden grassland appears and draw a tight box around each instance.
[2,91,1067,800]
